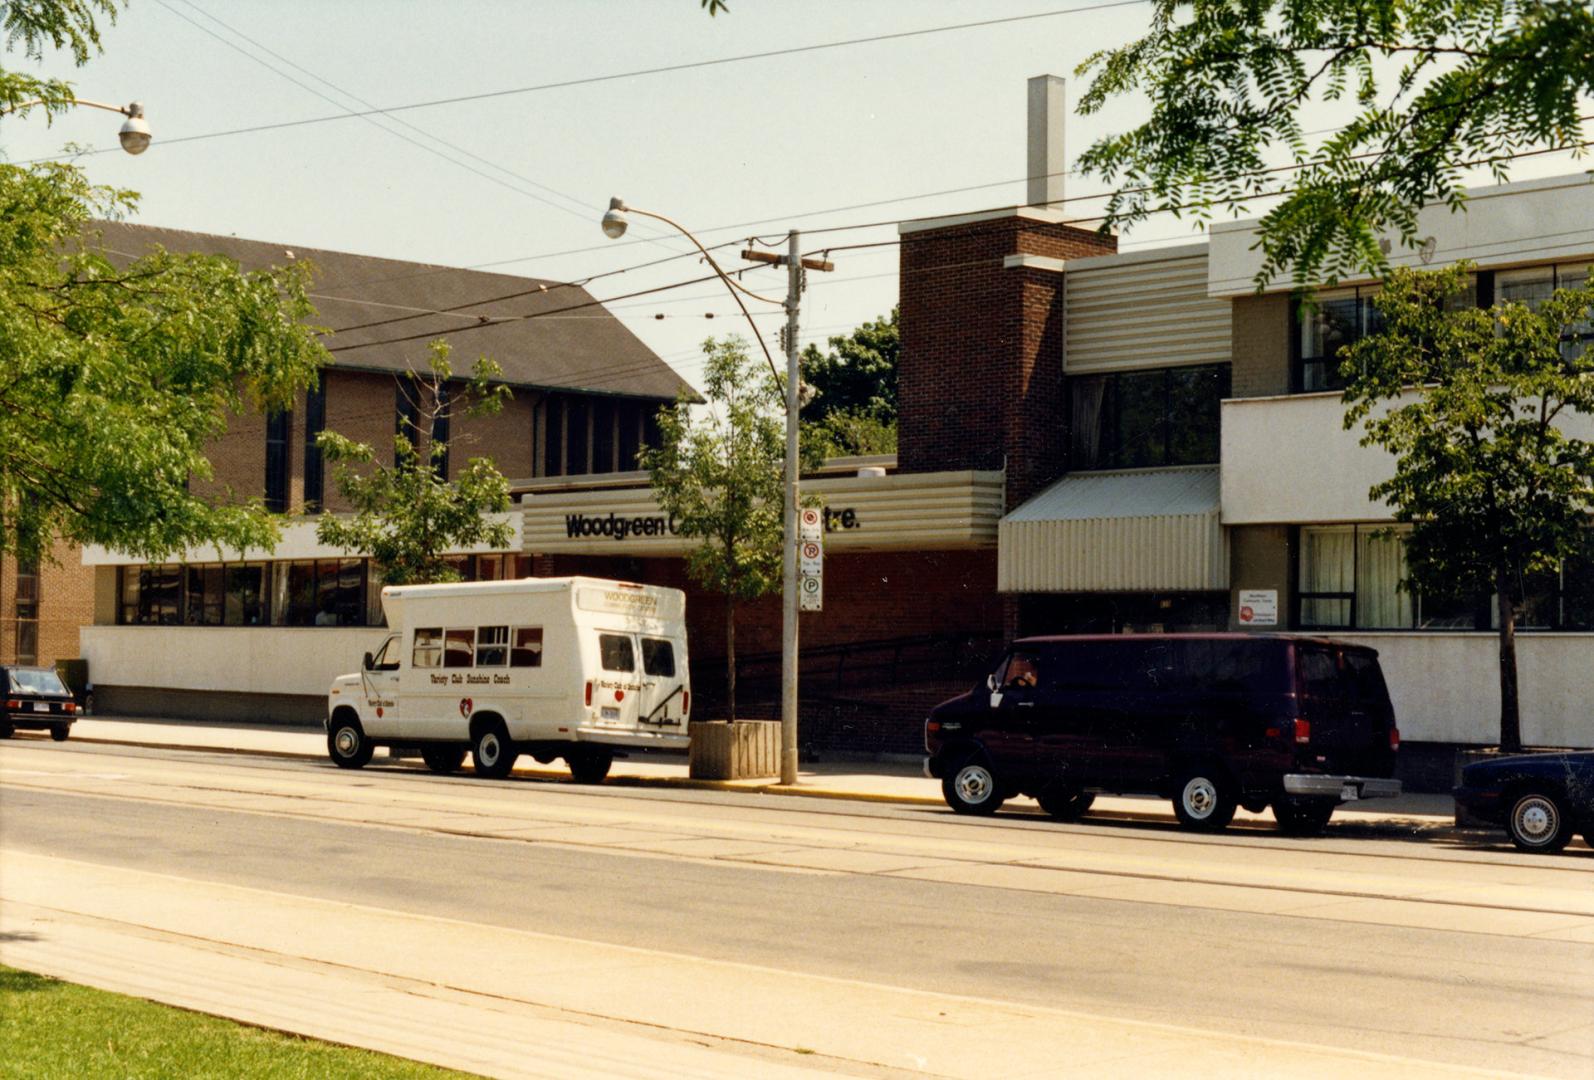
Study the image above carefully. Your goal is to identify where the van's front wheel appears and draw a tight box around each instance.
[566,747,613,784]
[472,720,518,780]
[943,757,1004,815]
[1172,768,1237,831]
[328,715,373,769]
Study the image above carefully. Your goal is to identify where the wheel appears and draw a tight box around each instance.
[942,757,1004,815]
[1172,768,1237,831]
[421,745,466,774]
[1506,790,1573,853]
[1036,785,1095,822]
[327,716,373,769]
[472,720,518,779]
[566,747,614,785]
[1273,797,1336,836]
[49,724,70,742]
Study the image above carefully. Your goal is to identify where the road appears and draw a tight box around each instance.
[2,736,1592,1079]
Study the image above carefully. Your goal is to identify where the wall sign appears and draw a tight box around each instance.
[1237,589,1278,627]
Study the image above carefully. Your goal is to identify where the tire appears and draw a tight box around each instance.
[1036,785,1095,822]
[942,756,1004,815]
[472,720,518,780]
[566,747,614,785]
[1172,767,1237,832]
[1273,797,1336,836]
[49,724,70,742]
[1506,790,1573,854]
[327,715,373,769]
[421,745,466,774]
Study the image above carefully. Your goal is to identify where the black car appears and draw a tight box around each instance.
[1,665,79,741]
[1454,751,1594,853]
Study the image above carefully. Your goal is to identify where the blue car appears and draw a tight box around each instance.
[1454,751,1594,854]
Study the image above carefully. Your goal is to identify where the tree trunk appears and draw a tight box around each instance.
[725,596,737,723]
[1495,568,1522,754]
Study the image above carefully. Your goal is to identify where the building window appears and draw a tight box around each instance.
[617,401,641,472]
[543,394,564,477]
[303,383,326,510]
[14,558,38,664]
[278,559,366,626]
[396,381,420,446]
[565,396,590,476]
[431,382,450,479]
[265,410,291,513]
[1069,364,1230,470]
[1498,262,1593,360]
[1297,524,1594,631]
[1295,287,1383,393]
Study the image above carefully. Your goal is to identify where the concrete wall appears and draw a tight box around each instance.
[82,625,391,698]
[1337,631,1594,748]
[1227,524,1292,628]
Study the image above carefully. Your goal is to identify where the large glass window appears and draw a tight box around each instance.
[13,557,38,664]
[303,383,326,510]
[264,410,291,513]
[1069,364,1230,470]
[1297,287,1382,392]
[1498,262,1594,361]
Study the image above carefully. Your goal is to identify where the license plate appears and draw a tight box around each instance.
[1340,784,1359,801]
[600,706,620,721]
[33,702,50,712]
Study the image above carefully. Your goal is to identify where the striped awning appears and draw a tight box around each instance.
[998,466,1228,592]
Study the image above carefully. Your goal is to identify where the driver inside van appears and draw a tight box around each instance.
[1004,653,1040,690]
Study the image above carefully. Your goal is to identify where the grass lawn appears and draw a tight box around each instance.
[0,965,481,1079]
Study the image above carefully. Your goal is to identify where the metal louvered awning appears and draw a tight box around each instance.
[998,466,1229,592]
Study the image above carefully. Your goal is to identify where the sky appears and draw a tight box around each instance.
[5,0,1587,394]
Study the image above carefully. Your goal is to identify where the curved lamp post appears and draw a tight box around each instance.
[602,197,803,785]
[2,98,151,154]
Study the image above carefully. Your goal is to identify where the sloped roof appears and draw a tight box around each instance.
[88,221,696,402]
[1003,466,1221,523]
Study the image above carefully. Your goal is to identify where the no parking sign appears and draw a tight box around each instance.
[798,508,823,611]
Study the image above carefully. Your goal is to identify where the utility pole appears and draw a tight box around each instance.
[742,235,833,785]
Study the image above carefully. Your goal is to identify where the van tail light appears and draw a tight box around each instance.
[63,702,76,714]
[681,690,690,715]
[584,681,593,707]
[1389,726,1401,752]
[4,699,19,711]
[927,720,941,733]
[1293,718,1311,744]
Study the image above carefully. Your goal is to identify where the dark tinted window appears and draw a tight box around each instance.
[1179,639,1288,694]
[641,637,676,677]
[600,633,635,672]
[1298,647,1341,698]
[1343,652,1390,706]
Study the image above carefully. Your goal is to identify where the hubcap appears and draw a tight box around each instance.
[334,727,359,756]
[1514,797,1557,843]
[1183,778,1217,818]
[479,733,500,766]
[955,765,994,804]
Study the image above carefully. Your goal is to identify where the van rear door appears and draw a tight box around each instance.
[1294,644,1395,775]
[592,631,643,732]
[636,634,688,732]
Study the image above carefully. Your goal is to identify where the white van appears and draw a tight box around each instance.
[325,576,690,782]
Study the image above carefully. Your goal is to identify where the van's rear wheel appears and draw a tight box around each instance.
[472,721,518,780]
[422,746,467,774]
[1273,797,1335,836]
[567,747,613,785]
[328,716,373,769]
[1172,768,1237,831]
[943,758,1004,815]
[50,724,70,742]
[1036,785,1094,822]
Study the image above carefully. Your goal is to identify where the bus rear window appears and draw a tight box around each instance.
[600,634,635,672]
[641,637,676,677]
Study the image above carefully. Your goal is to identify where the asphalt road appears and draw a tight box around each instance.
[3,738,1592,1078]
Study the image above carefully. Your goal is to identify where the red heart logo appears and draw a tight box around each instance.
[614,690,625,701]
[459,697,473,717]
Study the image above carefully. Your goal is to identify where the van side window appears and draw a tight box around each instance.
[599,633,635,672]
[444,628,475,669]
[998,650,1042,689]
[413,628,443,668]
[511,627,543,667]
[476,626,508,667]
[1299,648,1340,697]
[1344,652,1389,705]
[641,637,675,677]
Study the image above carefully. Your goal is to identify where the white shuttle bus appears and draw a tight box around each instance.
[325,576,690,782]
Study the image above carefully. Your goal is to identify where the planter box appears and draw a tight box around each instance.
[689,720,780,780]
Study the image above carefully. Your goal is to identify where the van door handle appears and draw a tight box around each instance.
[1016,702,1035,708]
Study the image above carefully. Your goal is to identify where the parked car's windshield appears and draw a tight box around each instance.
[8,668,68,696]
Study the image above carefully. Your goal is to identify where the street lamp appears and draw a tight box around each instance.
[1,97,151,154]
[601,197,804,785]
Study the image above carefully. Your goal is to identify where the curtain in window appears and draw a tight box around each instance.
[1356,528,1412,628]
[1300,527,1354,626]
[1069,376,1106,469]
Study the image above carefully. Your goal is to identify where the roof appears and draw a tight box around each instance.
[88,221,697,402]
[1003,466,1221,523]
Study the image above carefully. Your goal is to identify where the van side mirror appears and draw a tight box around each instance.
[363,652,374,671]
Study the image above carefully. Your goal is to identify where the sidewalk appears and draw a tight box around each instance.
[54,715,1457,825]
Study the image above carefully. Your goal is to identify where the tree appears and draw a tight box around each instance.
[642,337,787,721]
[316,341,514,586]
[799,307,899,458]
[1074,0,1594,288]
[1,0,328,566]
[1342,262,1594,751]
